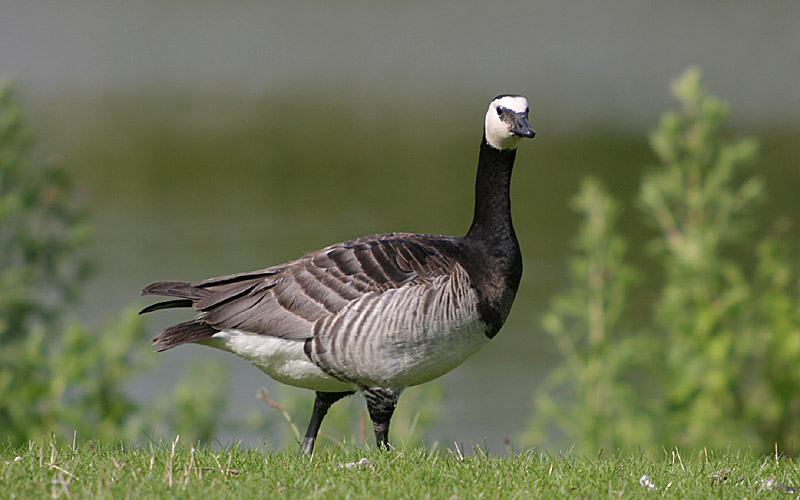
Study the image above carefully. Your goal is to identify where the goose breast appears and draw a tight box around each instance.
[307,265,488,389]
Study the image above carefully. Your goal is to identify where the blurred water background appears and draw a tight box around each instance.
[2,0,800,450]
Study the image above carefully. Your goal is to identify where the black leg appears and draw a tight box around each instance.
[300,391,354,456]
[364,387,400,450]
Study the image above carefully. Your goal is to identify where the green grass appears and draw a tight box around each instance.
[2,438,798,499]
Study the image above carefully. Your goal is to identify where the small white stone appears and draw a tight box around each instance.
[639,474,656,490]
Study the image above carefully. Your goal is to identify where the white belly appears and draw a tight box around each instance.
[199,330,356,392]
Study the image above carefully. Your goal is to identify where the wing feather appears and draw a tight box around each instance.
[141,233,467,346]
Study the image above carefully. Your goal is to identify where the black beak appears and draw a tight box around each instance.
[511,113,536,138]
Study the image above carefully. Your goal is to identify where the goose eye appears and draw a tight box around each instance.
[496,107,503,116]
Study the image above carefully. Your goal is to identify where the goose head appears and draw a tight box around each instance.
[484,95,536,150]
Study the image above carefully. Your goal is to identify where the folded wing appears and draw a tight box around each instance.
[141,233,464,350]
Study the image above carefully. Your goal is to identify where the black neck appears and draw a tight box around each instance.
[465,137,518,246]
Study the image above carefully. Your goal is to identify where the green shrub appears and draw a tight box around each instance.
[525,177,650,451]
[0,83,152,444]
[641,68,763,449]
[527,67,800,453]
[0,83,234,445]
[0,85,92,342]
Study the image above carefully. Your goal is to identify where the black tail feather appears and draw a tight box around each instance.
[139,299,194,315]
[152,320,218,352]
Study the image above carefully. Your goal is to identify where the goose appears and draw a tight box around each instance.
[140,95,535,455]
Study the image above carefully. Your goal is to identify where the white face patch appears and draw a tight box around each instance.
[484,95,530,150]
